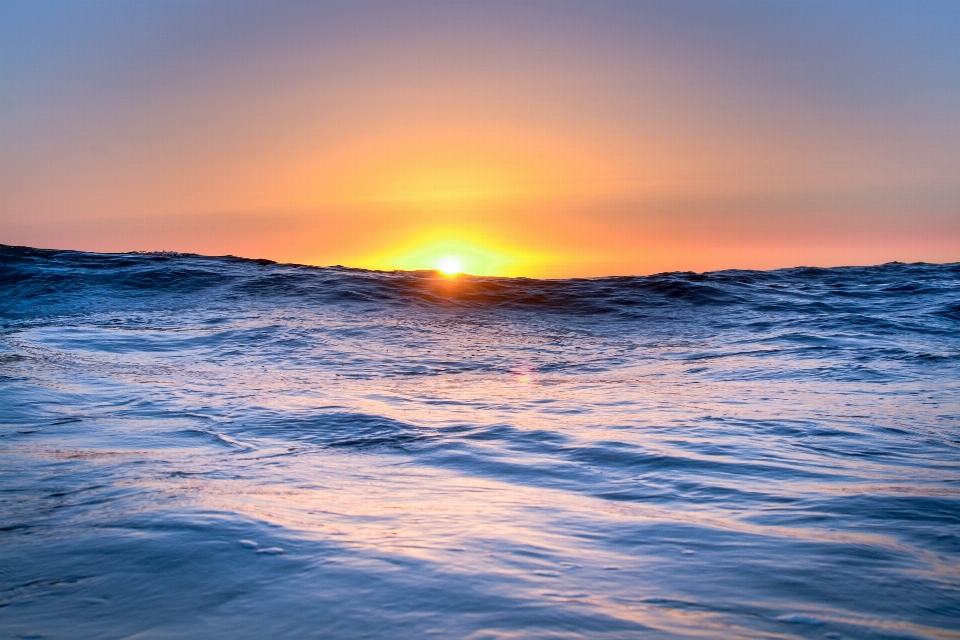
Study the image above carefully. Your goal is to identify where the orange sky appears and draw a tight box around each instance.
[2,1,959,277]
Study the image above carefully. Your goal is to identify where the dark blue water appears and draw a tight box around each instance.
[2,244,959,639]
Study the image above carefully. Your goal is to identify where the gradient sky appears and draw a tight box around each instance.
[2,1,959,277]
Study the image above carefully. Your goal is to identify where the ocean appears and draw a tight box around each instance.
[1,244,959,639]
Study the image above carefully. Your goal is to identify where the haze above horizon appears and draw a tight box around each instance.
[2,0,959,278]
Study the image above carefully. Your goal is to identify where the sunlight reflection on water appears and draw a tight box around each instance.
[1,248,959,638]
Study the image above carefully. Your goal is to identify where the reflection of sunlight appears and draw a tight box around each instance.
[513,363,536,385]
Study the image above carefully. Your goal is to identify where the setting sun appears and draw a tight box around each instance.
[438,256,462,276]
[364,235,542,277]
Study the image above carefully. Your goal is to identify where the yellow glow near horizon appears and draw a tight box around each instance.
[363,233,545,277]
[288,132,625,278]
[438,256,462,276]
[313,131,601,212]
[387,240,508,276]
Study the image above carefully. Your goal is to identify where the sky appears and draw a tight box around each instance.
[2,0,959,277]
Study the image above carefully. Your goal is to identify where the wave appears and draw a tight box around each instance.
[3,244,959,325]
[3,243,960,638]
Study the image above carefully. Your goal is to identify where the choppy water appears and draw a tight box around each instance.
[1,244,959,639]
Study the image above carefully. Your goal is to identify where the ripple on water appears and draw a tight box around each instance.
[1,246,959,638]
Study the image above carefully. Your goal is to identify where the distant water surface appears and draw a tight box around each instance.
[1,245,959,639]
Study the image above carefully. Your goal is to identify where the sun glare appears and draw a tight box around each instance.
[364,235,542,277]
[438,256,462,276]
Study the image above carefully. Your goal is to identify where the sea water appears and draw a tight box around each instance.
[1,245,959,639]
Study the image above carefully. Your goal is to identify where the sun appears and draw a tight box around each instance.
[438,256,462,276]
[370,236,532,277]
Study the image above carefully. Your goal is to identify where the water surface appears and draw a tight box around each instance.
[2,245,959,639]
